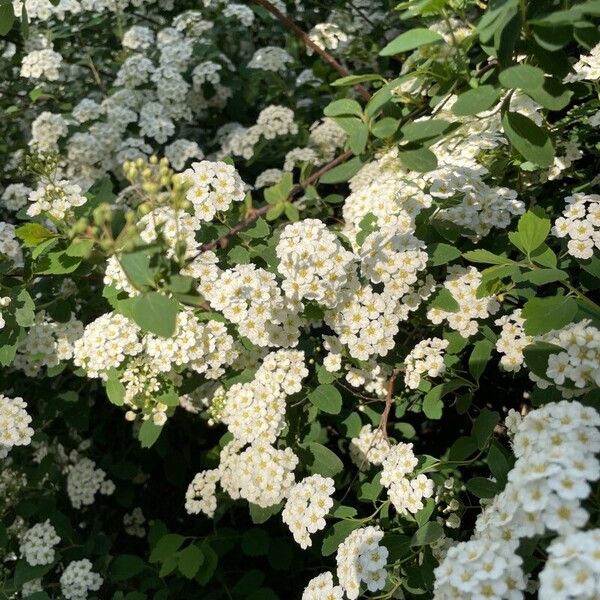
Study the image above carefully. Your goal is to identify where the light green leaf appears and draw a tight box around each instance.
[15,223,57,247]
[138,419,163,449]
[308,442,344,477]
[463,249,514,265]
[380,28,444,55]
[130,292,179,338]
[370,117,400,139]
[429,243,461,266]
[401,119,451,142]
[321,521,361,556]
[522,296,578,335]
[468,339,494,383]
[106,369,125,406]
[397,146,438,172]
[517,207,550,254]
[324,98,363,117]
[331,73,385,86]
[499,64,545,92]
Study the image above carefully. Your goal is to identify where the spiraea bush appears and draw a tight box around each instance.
[1,0,600,598]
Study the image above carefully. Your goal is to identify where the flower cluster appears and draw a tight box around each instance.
[0,394,34,458]
[494,309,533,372]
[349,424,391,470]
[220,350,308,444]
[403,337,449,390]
[123,507,146,538]
[302,572,344,600]
[66,457,115,509]
[276,219,355,308]
[336,526,388,599]
[427,266,499,338]
[60,559,103,600]
[27,180,87,220]
[0,221,23,266]
[282,474,335,548]
[564,41,600,82]
[20,48,63,80]
[381,443,434,514]
[19,520,61,566]
[553,193,600,259]
[539,529,600,599]
[248,46,293,72]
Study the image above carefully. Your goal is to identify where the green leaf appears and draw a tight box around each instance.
[526,77,573,111]
[178,544,204,579]
[463,249,514,265]
[448,436,478,461]
[308,384,342,414]
[138,420,163,449]
[106,369,125,406]
[321,521,361,556]
[471,408,500,449]
[241,217,270,239]
[284,203,300,222]
[130,292,179,338]
[523,341,563,380]
[451,86,500,116]
[324,99,363,117]
[364,84,392,118]
[14,289,34,327]
[519,268,567,286]
[499,64,545,92]
[111,555,147,581]
[501,111,554,168]
[429,243,461,266]
[371,117,400,139]
[468,339,494,383]
[331,73,385,86]
[380,28,444,55]
[397,146,438,172]
[347,121,369,154]
[307,442,344,477]
[242,528,270,557]
[466,477,499,498]
[320,157,364,184]
[522,295,578,335]
[196,541,218,585]
[401,119,451,143]
[14,560,54,586]
[15,223,57,247]
[429,288,459,312]
[249,503,282,524]
[423,380,463,419]
[120,246,161,291]
[0,0,15,36]
[410,521,443,546]
[517,207,550,254]
[487,445,510,486]
[35,251,81,275]
[150,534,185,563]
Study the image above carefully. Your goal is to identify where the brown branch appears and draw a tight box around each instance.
[250,0,371,101]
[198,149,353,252]
[378,369,399,440]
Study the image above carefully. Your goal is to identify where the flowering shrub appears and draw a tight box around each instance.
[1,0,600,598]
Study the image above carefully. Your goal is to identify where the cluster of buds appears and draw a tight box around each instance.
[21,151,61,178]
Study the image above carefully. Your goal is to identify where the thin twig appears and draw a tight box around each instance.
[378,369,399,440]
[197,150,353,253]
[250,0,371,101]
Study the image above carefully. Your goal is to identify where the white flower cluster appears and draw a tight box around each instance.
[19,519,61,566]
[186,440,298,513]
[564,42,600,82]
[427,266,499,338]
[404,337,449,389]
[248,46,293,71]
[381,443,434,514]
[178,160,245,222]
[30,111,69,153]
[0,296,10,330]
[60,559,103,600]
[164,139,203,171]
[204,263,302,347]
[433,538,526,599]
[494,309,533,372]
[0,394,34,458]
[539,529,600,599]
[2,183,32,211]
[0,221,23,266]
[476,401,599,542]
[307,23,348,53]
[27,180,87,220]
[20,48,62,80]
[66,457,115,509]
[302,572,344,600]
[336,526,388,599]
[308,118,347,163]
[349,424,391,470]
[533,320,600,393]
[553,193,600,259]
[282,474,334,548]
[277,219,355,308]
[220,350,308,444]
[15,312,83,376]
[123,507,146,538]
[256,105,298,140]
